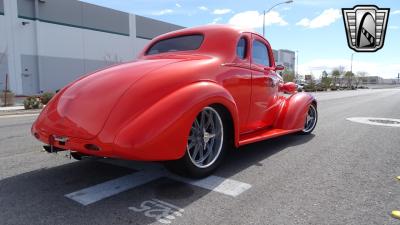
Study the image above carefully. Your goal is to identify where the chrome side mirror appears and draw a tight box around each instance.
[275,65,285,71]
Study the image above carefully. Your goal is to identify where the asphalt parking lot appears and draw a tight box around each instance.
[1,88,400,225]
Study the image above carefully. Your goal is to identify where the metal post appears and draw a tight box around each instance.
[350,53,354,74]
[262,1,293,38]
[35,0,42,94]
[4,73,8,106]
[263,10,266,37]
[296,50,299,82]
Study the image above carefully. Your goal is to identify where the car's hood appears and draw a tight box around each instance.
[37,58,187,139]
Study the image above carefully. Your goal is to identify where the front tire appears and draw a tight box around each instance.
[299,103,318,135]
[166,106,231,178]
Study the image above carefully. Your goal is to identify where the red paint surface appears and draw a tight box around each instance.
[32,25,316,161]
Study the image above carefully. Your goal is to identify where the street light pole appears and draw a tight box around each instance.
[263,10,266,37]
[263,0,294,37]
[296,50,299,82]
[350,53,355,74]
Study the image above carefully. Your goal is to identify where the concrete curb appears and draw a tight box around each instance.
[0,109,42,116]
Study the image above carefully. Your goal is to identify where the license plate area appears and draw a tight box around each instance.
[51,135,69,146]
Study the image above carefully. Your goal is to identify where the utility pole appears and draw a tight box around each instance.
[4,73,8,107]
[263,10,265,37]
[263,1,294,37]
[350,53,355,74]
[296,50,299,82]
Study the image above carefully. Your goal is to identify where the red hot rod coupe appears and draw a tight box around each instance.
[32,25,317,177]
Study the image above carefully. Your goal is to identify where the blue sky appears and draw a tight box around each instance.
[82,0,400,78]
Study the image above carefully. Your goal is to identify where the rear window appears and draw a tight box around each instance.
[146,34,204,55]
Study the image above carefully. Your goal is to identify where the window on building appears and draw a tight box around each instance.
[236,37,247,59]
[252,40,270,67]
[146,34,204,55]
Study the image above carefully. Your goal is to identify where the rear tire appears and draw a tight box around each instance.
[299,104,318,135]
[165,106,232,178]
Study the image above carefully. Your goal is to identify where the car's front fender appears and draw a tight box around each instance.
[274,92,316,130]
[112,81,239,161]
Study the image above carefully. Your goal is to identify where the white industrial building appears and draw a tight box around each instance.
[0,0,183,95]
[273,49,296,72]
[0,0,298,96]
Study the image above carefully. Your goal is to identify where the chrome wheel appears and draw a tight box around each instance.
[187,107,224,169]
[303,104,317,133]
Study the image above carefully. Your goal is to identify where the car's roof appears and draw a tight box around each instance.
[156,25,259,41]
[139,25,264,59]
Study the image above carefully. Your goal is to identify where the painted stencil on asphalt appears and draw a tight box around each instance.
[129,199,184,224]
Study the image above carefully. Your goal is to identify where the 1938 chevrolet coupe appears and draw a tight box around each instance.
[32,25,317,177]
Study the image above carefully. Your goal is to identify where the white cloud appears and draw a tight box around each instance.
[389,25,399,30]
[198,6,208,11]
[210,17,222,24]
[298,59,400,79]
[295,0,332,6]
[296,8,341,29]
[393,10,400,15]
[296,18,311,27]
[213,8,232,15]
[228,10,288,29]
[175,3,182,8]
[152,9,174,16]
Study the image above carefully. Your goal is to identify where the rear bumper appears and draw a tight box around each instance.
[31,123,115,158]
[31,121,182,161]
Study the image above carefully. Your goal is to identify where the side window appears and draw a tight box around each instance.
[252,40,270,67]
[236,37,247,59]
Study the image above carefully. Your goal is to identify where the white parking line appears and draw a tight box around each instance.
[66,161,252,205]
[347,117,400,127]
[65,169,164,206]
[169,174,252,197]
[0,113,39,119]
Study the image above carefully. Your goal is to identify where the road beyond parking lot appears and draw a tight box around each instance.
[1,88,400,225]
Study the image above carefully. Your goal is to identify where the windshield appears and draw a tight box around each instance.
[146,34,204,55]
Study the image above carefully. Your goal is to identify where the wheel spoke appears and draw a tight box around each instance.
[200,111,206,130]
[187,140,195,150]
[205,138,216,164]
[207,133,216,139]
[198,145,204,161]
[204,111,213,130]
[194,118,200,130]
[188,135,196,142]
[192,144,201,160]
[191,126,198,133]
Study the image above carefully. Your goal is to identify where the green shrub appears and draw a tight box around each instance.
[303,84,316,92]
[24,96,43,110]
[41,92,55,105]
[316,84,327,92]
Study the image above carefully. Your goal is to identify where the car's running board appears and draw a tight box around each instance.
[238,128,301,146]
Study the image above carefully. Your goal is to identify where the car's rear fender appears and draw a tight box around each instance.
[112,81,239,161]
[274,92,316,130]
